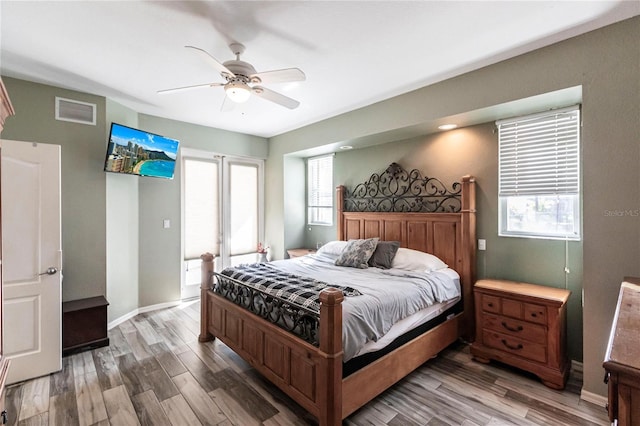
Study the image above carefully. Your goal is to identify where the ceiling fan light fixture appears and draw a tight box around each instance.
[225,81,251,103]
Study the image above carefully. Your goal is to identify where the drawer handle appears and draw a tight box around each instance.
[501,321,523,332]
[487,302,494,308]
[501,339,523,351]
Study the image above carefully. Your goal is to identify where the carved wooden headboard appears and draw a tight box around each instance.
[336,163,476,339]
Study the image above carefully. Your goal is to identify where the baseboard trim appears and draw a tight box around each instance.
[571,360,607,408]
[571,359,583,374]
[108,300,182,330]
[580,389,608,407]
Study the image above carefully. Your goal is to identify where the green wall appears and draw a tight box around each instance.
[267,17,639,397]
[2,77,107,302]
[105,99,140,322]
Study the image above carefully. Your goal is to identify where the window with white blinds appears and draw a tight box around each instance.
[229,163,259,256]
[307,155,334,225]
[497,106,581,240]
[184,158,219,260]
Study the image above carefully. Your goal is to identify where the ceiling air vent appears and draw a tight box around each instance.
[55,97,96,125]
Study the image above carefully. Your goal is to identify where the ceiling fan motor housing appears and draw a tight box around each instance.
[223,60,257,82]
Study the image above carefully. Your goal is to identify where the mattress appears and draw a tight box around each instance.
[229,252,461,361]
[355,295,460,357]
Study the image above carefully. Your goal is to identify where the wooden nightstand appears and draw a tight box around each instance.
[470,279,570,389]
[287,248,316,258]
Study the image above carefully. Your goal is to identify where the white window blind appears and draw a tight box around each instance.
[498,106,580,196]
[308,155,333,225]
[229,163,259,256]
[497,106,581,240]
[184,158,219,259]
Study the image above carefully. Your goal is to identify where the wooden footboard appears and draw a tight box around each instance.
[200,254,461,425]
[199,253,344,425]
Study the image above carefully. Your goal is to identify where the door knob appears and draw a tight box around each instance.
[39,267,58,276]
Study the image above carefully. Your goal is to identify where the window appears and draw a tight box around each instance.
[498,106,581,240]
[307,155,334,225]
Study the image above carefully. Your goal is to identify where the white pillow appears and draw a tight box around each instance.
[316,240,348,257]
[391,247,448,272]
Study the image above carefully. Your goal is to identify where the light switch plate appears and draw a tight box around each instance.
[478,239,486,250]
[163,219,170,229]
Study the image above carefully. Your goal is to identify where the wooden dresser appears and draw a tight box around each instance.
[603,277,640,426]
[0,76,15,425]
[471,279,570,389]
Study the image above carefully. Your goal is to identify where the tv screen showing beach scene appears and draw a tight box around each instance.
[104,123,179,179]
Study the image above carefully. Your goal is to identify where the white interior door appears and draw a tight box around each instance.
[1,139,62,384]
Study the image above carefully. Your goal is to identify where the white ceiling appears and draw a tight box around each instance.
[1,1,638,138]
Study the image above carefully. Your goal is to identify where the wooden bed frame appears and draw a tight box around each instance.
[199,174,476,426]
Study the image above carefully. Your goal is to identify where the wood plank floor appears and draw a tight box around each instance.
[6,300,608,425]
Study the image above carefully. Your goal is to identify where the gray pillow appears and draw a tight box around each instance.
[335,238,379,269]
[368,241,400,269]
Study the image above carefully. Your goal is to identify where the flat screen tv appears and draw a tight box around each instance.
[104,123,179,179]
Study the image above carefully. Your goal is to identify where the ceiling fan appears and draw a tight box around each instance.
[158,43,305,110]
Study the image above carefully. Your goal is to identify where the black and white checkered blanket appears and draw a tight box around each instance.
[219,263,362,312]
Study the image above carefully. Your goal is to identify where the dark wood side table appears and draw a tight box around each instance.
[62,296,109,356]
[471,279,570,389]
[287,248,316,258]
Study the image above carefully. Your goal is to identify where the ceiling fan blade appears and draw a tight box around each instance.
[185,45,235,78]
[157,82,224,95]
[252,86,300,109]
[250,68,306,84]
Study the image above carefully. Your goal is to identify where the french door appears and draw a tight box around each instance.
[181,149,263,299]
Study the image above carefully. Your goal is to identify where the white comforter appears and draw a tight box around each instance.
[269,252,460,361]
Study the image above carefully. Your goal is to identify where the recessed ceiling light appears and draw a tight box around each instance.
[438,124,458,131]
[340,145,353,150]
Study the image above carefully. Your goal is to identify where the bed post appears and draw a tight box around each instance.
[336,185,345,240]
[318,288,344,426]
[199,252,215,342]
[460,175,477,341]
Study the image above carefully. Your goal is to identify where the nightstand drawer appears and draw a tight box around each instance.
[482,314,547,344]
[524,303,547,324]
[482,330,547,364]
[481,294,501,313]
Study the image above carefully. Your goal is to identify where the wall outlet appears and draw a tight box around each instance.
[478,239,486,251]
[163,219,171,229]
